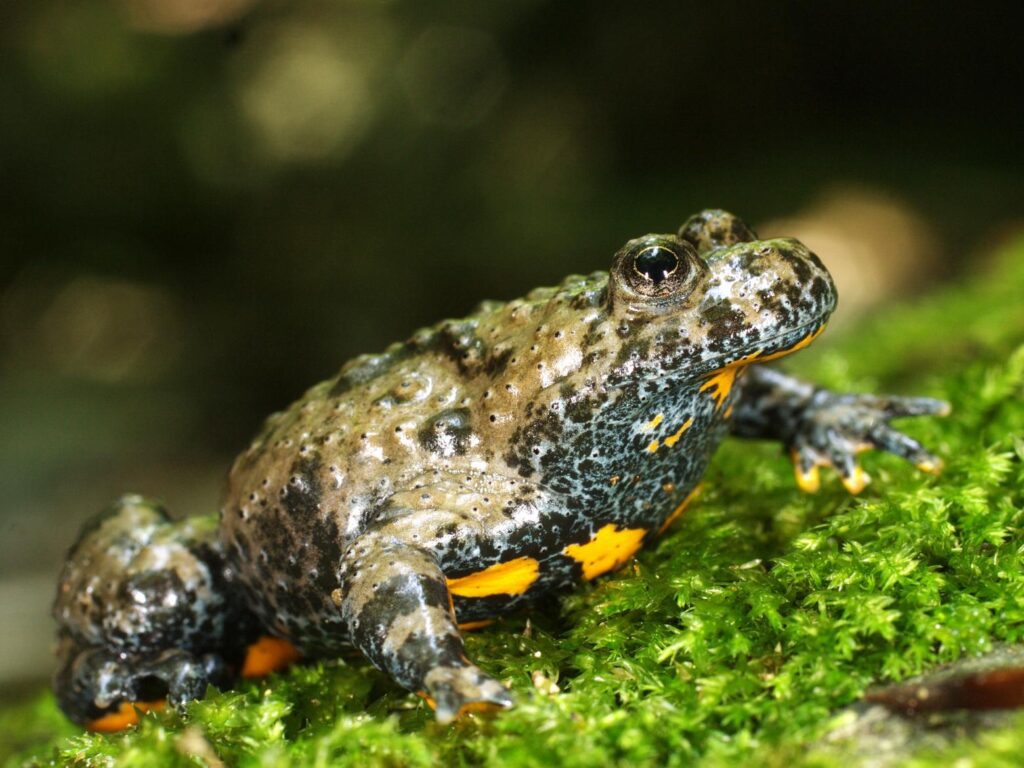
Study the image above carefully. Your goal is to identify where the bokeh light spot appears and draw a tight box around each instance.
[236,24,376,165]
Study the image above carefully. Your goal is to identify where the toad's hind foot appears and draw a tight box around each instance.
[55,641,235,730]
[421,664,513,723]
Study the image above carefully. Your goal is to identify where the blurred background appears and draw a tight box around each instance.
[1,1,1022,696]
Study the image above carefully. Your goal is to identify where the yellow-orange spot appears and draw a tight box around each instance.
[842,466,871,495]
[416,692,505,719]
[87,700,165,733]
[241,636,301,678]
[791,450,822,493]
[563,524,647,580]
[453,700,507,717]
[724,404,734,419]
[917,458,944,475]
[458,619,495,631]
[644,417,693,453]
[447,557,540,598]
[609,475,620,486]
[663,417,694,447]
[662,482,675,493]
[658,485,702,534]
[700,364,745,411]
[641,413,664,432]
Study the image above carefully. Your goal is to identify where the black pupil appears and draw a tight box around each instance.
[634,246,679,285]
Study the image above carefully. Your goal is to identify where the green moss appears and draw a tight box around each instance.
[4,239,1024,768]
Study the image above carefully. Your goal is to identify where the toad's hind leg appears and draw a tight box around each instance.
[52,495,259,728]
[334,532,512,723]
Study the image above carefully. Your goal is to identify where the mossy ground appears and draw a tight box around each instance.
[3,239,1024,768]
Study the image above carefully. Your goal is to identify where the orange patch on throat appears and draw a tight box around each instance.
[563,524,647,580]
[241,636,301,678]
[87,700,166,733]
[701,325,826,411]
[700,364,746,411]
[447,556,540,598]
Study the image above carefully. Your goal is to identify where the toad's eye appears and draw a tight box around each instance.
[610,234,702,308]
[633,246,680,285]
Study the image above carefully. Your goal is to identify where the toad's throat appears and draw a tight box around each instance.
[700,323,827,411]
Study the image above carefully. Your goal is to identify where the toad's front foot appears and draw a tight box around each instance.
[789,391,950,494]
[422,664,513,723]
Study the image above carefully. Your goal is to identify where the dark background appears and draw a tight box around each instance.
[1,0,1022,689]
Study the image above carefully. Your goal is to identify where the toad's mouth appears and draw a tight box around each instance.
[691,320,828,411]
[743,319,829,365]
[695,318,829,375]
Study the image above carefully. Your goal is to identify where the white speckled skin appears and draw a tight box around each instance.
[53,210,948,725]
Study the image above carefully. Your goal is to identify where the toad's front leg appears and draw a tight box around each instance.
[334,527,513,723]
[731,366,950,493]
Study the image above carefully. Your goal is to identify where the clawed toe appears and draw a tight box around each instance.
[791,448,871,494]
[790,436,943,495]
[422,664,513,724]
[840,464,871,494]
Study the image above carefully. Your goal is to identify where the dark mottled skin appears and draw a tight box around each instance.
[52,496,253,722]
[53,210,949,725]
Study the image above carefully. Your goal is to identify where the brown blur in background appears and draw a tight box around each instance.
[1,1,1022,695]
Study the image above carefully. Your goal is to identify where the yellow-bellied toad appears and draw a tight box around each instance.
[53,210,948,727]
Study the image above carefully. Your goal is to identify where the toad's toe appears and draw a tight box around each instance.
[422,664,513,724]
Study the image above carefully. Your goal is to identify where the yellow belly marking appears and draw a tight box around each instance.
[641,413,664,432]
[457,619,495,631]
[658,484,702,534]
[447,556,540,598]
[700,364,746,410]
[241,636,301,679]
[87,700,166,733]
[563,524,647,580]
[644,416,694,453]
[663,417,694,447]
